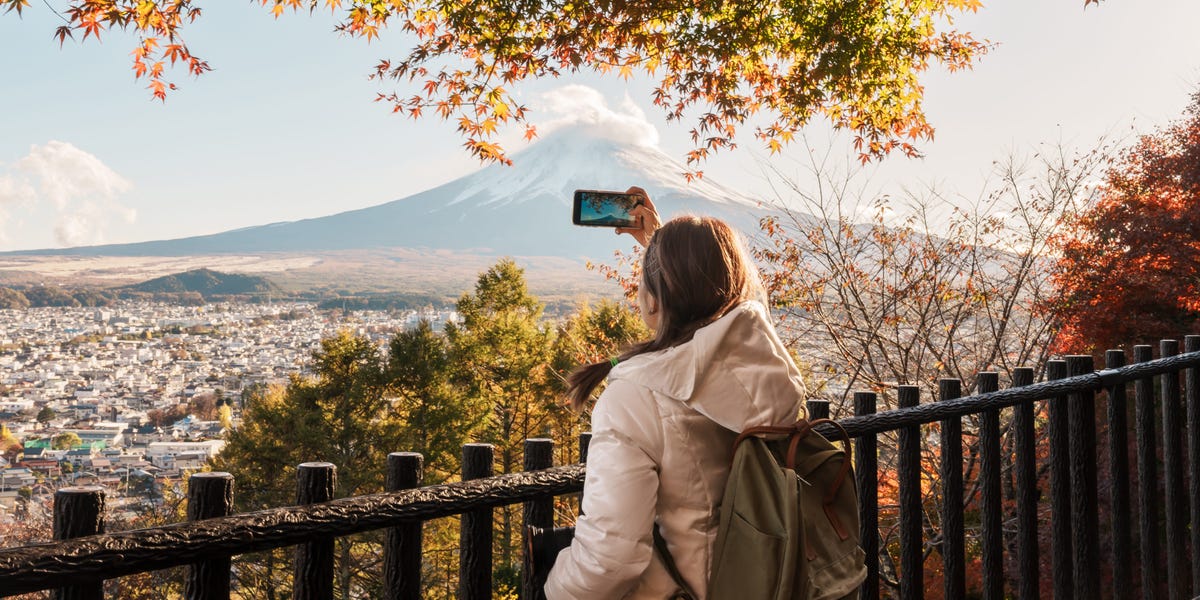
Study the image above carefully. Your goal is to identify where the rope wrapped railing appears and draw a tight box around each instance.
[810,347,1200,440]
[0,339,1197,599]
[0,463,585,597]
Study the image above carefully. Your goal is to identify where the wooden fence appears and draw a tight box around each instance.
[0,337,1198,599]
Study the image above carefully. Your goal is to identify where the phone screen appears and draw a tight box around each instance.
[572,190,641,228]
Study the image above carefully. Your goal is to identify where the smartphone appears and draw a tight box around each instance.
[572,190,642,228]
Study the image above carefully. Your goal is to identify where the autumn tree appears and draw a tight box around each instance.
[189,391,219,420]
[1051,89,1200,352]
[386,319,486,483]
[445,258,563,591]
[211,385,309,599]
[3,0,988,167]
[217,403,232,429]
[548,298,649,451]
[550,299,649,392]
[1,424,22,461]
[0,494,54,600]
[51,431,82,450]
[213,331,403,599]
[0,288,31,310]
[23,285,79,308]
[36,406,55,427]
[757,142,1107,407]
[754,142,1108,596]
[104,477,194,599]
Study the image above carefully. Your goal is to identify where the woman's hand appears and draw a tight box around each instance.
[615,186,661,248]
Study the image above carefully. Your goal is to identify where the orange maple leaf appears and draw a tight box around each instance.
[149,80,167,101]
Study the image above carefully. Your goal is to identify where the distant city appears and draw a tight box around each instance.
[0,301,461,524]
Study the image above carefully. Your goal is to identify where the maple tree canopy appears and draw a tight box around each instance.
[1052,88,1200,351]
[4,0,990,169]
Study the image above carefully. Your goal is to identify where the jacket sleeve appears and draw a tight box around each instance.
[545,380,664,599]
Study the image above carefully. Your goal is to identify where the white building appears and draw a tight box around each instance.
[0,399,34,412]
[145,440,225,469]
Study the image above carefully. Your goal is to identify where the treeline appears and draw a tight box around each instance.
[210,258,648,600]
[314,293,448,311]
[0,285,460,310]
[0,285,117,309]
[313,293,584,318]
[0,268,294,308]
[0,285,274,308]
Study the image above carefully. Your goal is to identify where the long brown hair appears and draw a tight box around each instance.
[566,216,764,409]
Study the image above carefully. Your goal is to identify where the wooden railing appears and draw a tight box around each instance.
[1,337,1198,599]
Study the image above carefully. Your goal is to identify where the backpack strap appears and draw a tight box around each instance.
[803,418,855,541]
[652,523,698,600]
[733,423,797,450]
[811,418,854,503]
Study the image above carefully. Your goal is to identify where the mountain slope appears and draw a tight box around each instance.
[9,126,778,260]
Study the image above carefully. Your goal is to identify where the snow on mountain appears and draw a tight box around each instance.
[449,127,759,210]
[8,126,779,261]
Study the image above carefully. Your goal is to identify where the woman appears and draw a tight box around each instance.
[545,188,808,599]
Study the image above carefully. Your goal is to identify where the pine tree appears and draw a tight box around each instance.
[214,330,403,599]
[446,259,559,592]
[387,319,486,483]
[549,299,650,459]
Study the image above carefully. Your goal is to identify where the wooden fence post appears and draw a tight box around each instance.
[1159,340,1186,600]
[294,462,336,600]
[52,486,105,600]
[460,444,494,600]
[1104,350,1133,600]
[578,432,592,464]
[186,472,234,600]
[1067,355,1099,600]
[896,385,923,600]
[1045,359,1073,599]
[384,452,423,600]
[1186,335,1200,599]
[1010,367,1039,600]
[938,379,965,600]
[522,439,555,600]
[807,399,830,420]
[854,392,878,600]
[1133,345,1161,600]
[976,372,1003,600]
[578,431,592,512]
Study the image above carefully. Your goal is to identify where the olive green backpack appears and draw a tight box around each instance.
[654,418,868,600]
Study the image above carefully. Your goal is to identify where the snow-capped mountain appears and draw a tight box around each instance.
[12,126,776,260]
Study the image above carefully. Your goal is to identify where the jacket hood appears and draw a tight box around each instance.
[611,301,806,432]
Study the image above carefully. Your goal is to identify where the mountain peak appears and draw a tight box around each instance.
[448,124,759,210]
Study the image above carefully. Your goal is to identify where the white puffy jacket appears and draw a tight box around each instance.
[545,301,807,599]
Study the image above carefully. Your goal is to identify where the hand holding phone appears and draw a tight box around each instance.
[615,187,659,248]
[572,187,660,248]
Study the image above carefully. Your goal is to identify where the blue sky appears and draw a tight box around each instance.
[1,1,1198,251]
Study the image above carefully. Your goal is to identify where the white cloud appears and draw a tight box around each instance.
[0,141,136,248]
[537,85,660,147]
[0,172,36,206]
[54,201,138,247]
